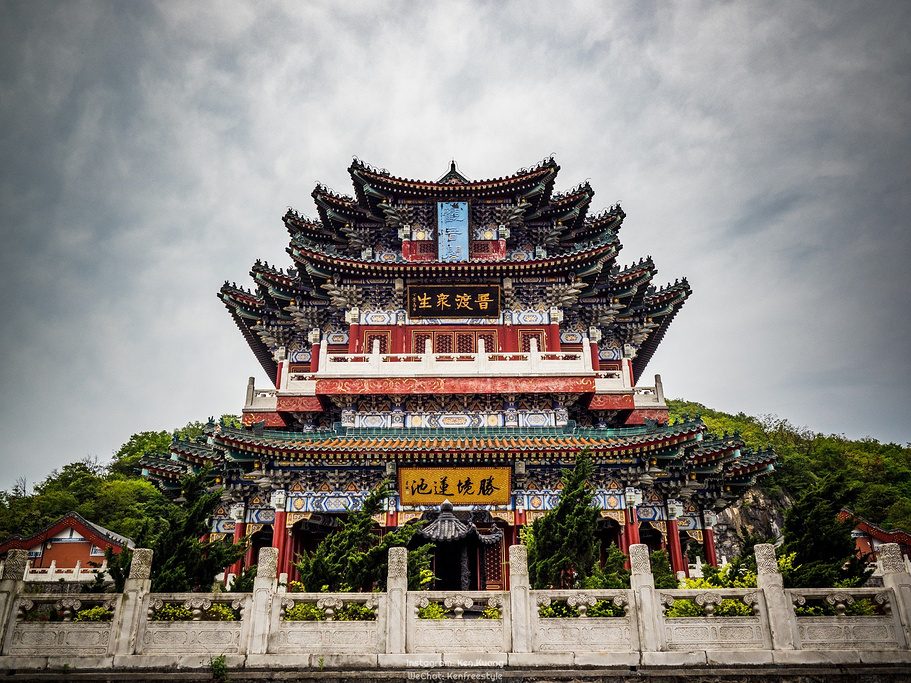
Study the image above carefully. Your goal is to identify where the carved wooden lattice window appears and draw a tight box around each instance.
[484,536,503,586]
[412,332,432,353]
[435,333,453,353]
[418,242,436,255]
[456,332,474,354]
[470,242,491,257]
[520,330,546,352]
[364,333,388,354]
[477,332,495,353]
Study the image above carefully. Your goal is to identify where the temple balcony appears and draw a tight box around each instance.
[241,334,666,417]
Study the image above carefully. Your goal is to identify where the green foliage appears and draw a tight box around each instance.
[580,543,631,589]
[588,599,626,617]
[230,564,257,593]
[151,603,193,621]
[109,430,171,477]
[149,468,246,593]
[417,601,450,619]
[103,547,131,594]
[782,475,872,588]
[537,598,623,618]
[335,602,377,621]
[292,482,433,592]
[205,603,238,621]
[649,550,679,589]
[527,450,600,589]
[538,600,578,618]
[478,605,501,619]
[72,606,112,622]
[667,400,911,531]
[283,602,325,621]
[209,654,228,683]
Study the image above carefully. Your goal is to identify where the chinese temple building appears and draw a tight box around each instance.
[142,158,776,587]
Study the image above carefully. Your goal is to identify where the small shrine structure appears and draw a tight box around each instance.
[141,158,776,584]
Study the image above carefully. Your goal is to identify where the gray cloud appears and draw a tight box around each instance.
[1,0,909,490]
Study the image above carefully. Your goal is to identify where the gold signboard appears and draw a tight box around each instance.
[399,467,511,506]
[407,285,500,319]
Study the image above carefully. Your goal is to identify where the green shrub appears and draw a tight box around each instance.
[205,603,238,621]
[587,599,625,618]
[417,602,450,619]
[665,598,751,617]
[538,600,578,618]
[73,606,112,622]
[151,603,193,621]
[283,602,325,621]
[335,602,376,621]
[478,605,501,619]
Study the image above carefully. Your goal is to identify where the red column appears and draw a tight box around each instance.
[590,340,600,371]
[272,511,286,570]
[666,505,686,578]
[310,341,321,373]
[348,311,360,354]
[229,515,247,579]
[547,322,560,351]
[625,507,640,546]
[703,510,718,567]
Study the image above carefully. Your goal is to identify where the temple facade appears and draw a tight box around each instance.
[142,158,776,587]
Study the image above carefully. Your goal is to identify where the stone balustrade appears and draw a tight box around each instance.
[1,544,910,675]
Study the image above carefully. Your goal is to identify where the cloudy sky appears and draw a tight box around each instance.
[1,1,909,491]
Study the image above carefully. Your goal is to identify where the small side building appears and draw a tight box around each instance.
[0,512,134,583]
[840,508,911,565]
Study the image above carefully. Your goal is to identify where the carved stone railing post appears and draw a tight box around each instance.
[0,549,27,650]
[247,546,278,655]
[508,545,532,652]
[629,543,663,652]
[386,546,407,654]
[754,543,795,650]
[112,548,153,656]
[879,543,911,647]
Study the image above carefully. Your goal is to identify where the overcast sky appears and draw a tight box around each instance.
[1,1,909,491]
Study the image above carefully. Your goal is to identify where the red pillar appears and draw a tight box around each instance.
[348,313,360,354]
[703,510,718,567]
[272,511,286,569]
[547,322,560,351]
[310,341,321,373]
[589,340,600,371]
[666,516,686,578]
[625,507,640,546]
[229,516,247,579]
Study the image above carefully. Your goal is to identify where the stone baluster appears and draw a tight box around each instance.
[754,543,796,650]
[247,547,278,655]
[630,543,663,652]
[880,543,911,647]
[508,545,533,653]
[0,549,27,649]
[113,549,153,656]
[386,547,408,654]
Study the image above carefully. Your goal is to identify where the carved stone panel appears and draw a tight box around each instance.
[664,617,765,651]
[8,624,112,656]
[533,618,633,652]
[142,623,243,654]
[410,621,507,653]
[796,616,900,650]
[272,622,379,653]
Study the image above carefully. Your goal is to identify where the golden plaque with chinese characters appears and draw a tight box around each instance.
[399,467,511,505]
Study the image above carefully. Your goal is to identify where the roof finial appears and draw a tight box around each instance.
[450,160,457,173]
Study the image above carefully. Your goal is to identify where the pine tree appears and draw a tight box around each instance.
[527,450,600,589]
[782,474,871,587]
[149,468,245,592]
[293,482,433,592]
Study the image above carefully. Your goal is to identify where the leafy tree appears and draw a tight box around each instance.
[526,450,600,589]
[781,475,871,588]
[580,543,630,589]
[230,564,257,593]
[293,482,433,592]
[149,468,245,593]
[649,549,679,589]
[109,431,171,477]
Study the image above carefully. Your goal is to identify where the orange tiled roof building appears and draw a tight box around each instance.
[142,159,776,587]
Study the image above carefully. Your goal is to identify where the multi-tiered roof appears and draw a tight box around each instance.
[145,158,775,521]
